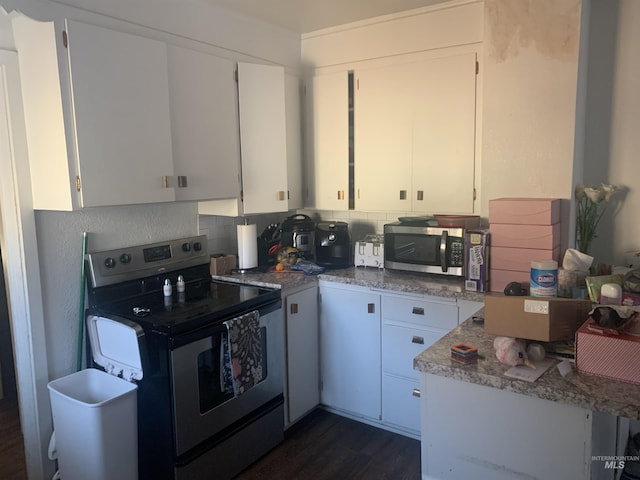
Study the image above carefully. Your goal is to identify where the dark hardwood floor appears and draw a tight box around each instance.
[236,408,421,480]
[0,397,27,480]
[0,403,420,480]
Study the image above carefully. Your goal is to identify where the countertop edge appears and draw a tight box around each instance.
[414,318,640,420]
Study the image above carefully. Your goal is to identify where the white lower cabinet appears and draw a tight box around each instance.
[284,284,319,427]
[381,293,461,437]
[317,280,483,438]
[319,282,381,421]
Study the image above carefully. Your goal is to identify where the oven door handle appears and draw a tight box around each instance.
[440,230,448,273]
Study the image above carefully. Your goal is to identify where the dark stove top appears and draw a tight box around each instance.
[91,278,280,335]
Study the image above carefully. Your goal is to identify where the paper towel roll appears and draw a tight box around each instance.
[237,224,258,270]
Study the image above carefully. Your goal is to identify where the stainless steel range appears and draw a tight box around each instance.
[84,235,284,480]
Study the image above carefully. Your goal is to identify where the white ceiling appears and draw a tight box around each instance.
[203,0,449,34]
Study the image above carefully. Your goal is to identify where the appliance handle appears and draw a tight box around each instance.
[440,231,448,273]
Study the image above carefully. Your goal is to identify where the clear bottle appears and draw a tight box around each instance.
[163,278,172,297]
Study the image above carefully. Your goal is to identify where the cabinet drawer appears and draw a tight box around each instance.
[382,295,458,330]
[383,324,447,379]
[382,374,420,435]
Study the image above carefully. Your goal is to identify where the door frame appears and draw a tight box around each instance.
[0,49,51,479]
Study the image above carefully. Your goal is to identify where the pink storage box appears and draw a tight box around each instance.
[489,198,561,225]
[491,246,561,272]
[489,268,530,293]
[576,318,640,385]
[490,223,561,249]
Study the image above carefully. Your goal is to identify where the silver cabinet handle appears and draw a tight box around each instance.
[412,307,425,315]
[412,336,424,345]
[412,388,421,398]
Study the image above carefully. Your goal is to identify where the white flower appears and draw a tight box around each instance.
[601,184,617,202]
[584,186,603,203]
[574,182,623,254]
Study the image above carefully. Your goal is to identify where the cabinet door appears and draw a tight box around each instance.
[307,71,350,211]
[237,62,288,214]
[285,286,319,425]
[319,285,381,420]
[167,46,240,201]
[411,52,477,214]
[354,64,413,212]
[354,51,478,214]
[285,73,303,209]
[65,19,175,207]
[382,374,421,435]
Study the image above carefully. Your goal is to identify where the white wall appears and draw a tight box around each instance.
[481,0,584,254]
[584,0,640,265]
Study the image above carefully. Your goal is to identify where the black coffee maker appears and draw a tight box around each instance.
[315,221,351,268]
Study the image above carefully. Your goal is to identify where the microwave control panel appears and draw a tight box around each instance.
[449,239,464,267]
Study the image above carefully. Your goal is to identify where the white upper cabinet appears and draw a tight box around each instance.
[410,52,477,214]
[199,62,293,216]
[355,51,478,214]
[237,62,288,214]
[285,73,303,210]
[166,45,240,202]
[355,63,413,212]
[14,16,175,209]
[305,71,350,211]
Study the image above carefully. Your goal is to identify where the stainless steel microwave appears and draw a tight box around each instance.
[383,222,466,276]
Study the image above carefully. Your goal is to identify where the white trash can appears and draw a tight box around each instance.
[48,368,138,480]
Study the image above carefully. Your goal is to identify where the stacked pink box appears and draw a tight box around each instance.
[489,198,562,293]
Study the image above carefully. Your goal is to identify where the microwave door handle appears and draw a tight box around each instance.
[440,231,448,272]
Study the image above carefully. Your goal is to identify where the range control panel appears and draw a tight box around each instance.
[86,235,209,288]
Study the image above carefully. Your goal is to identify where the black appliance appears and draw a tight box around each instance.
[257,223,281,267]
[84,235,284,480]
[279,214,315,260]
[315,221,351,268]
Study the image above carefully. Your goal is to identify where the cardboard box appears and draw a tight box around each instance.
[489,198,561,225]
[484,293,592,342]
[489,268,530,293]
[491,245,561,272]
[576,317,640,385]
[465,229,490,292]
[490,223,561,249]
[209,254,237,275]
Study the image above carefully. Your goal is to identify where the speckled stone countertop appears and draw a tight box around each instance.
[213,266,485,302]
[414,314,640,420]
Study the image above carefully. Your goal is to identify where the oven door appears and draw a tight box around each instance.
[170,302,283,456]
[384,225,465,275]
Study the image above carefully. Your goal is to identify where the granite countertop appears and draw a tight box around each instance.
[213,266,485,302]
[414,314,640,420]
